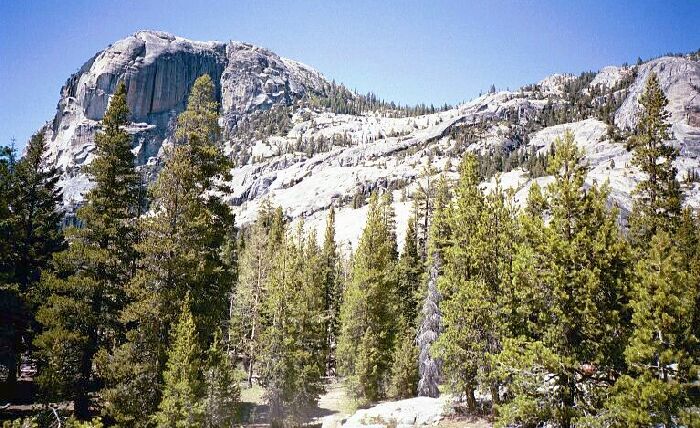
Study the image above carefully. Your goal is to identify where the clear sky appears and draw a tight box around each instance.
[1,0,699,150]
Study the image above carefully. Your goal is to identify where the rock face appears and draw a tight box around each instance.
[43,30,328,207]
[47,31,226,168]
[39,31,700,250]
[221,42,326,120]
[337,395,450,427]
[615,57,700,145]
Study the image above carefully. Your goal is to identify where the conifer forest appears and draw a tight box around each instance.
[1,11,700,428]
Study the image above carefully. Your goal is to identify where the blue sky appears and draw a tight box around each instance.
[1,0,699,150]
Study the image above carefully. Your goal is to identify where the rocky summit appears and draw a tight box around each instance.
[40,30,700,249]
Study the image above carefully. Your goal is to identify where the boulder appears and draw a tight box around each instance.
[340,396,450,427]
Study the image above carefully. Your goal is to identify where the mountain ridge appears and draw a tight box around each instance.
[39,31,700,250]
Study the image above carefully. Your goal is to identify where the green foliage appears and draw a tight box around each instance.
[493,338,563,427]
[338,192,399,403]
[434,154,489,410]
[531,69,636,128]
[202,331,240,428]
[9,132,64,291]
[396,217,422,326]
[0,132,64,390]
[259,223,326,425]
[9,53,700,428]
[102,75,235,424]
[322,207,342,375]
[142,302,240,428]
[34,81,138,416]
[230,199,281,388]
[602,232,698,427]
[627,72,682,245]
[412,165,438,260]
[306,80,451,117]
[154,296,205,428]
[427,175,451,258]
[433,171,518,408]
[0,145,14,282]
[389,322,419,399]
[492,131,631,426]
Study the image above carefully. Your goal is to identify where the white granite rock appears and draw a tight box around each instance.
[37,32,700,250]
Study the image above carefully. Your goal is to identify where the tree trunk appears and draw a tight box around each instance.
[74,347,92,418]
[490,382,500,406]
[465,386,477,413]
[247,357,254,388]
[0,352,19,399]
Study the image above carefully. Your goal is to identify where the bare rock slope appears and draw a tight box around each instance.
[40,32,700,249]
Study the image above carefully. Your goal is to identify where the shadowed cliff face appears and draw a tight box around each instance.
[57,31,227,125]
[44,30,327,179]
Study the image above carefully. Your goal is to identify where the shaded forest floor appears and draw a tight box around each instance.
[2,371,492,427]
[238,379,492,427]
[238,378,355,426]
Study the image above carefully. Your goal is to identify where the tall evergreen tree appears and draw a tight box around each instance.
[627,73,682,244]
[494,132,630,427]
[388,215,423,399]
[389,319,419,399]
[434,154,485,411]
[34,82,139,417]
[338,192,399,403]
[0,144,18,391]
[230,199,280,388]
[202,331,240,428]
[102,75,234,424]
[0,145,14,274]
[427,175,451,257]
[397,216,422,325]
[259,224,325,425]
[321,206,341,375]
[413,165,438,260]
[10,131,64,292]
[1,132,63,392]
[154,296,204,428]
[603,233,698,426]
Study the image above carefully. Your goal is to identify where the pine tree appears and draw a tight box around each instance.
[0,145,14,283]
[322,206,341,375]
[413,165,437,260]
[396,217,422,326]
[480,180,518,406]
[230,199,278,388]
[389,320,419,399]
[494,132,630,427]
[1,132,63,392]
[10,131,64,292]
[288,227,326,418]
[434,154,485,411]
[427,175,451,257]
[103,75,234,424]
[259,224,325,425]
[603,232,698,426]
[338,192,398,403]
[154,296,204,428]
[627,73,682,245]
[202,331,239,428]
[35,82,139,417]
